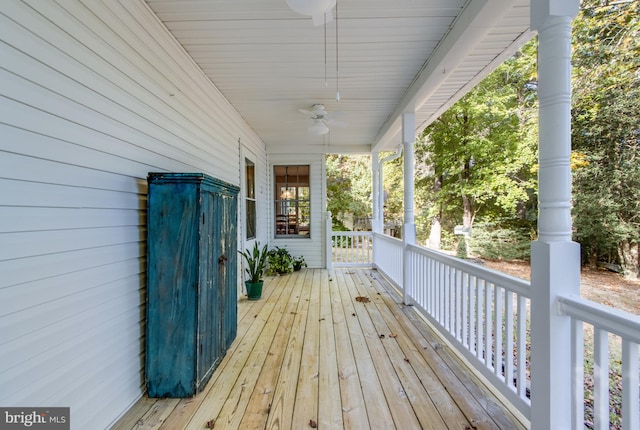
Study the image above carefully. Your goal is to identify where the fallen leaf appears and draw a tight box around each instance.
[379,334,385,339]
[309,419,318,428]
[355,296,370,303]
[206,419,215,428]
[389,333,398,338]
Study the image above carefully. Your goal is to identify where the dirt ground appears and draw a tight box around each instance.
[482,259,640,315]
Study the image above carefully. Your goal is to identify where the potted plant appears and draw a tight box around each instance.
[266,246,294,275]
[239,242,268,300]
[292,256,307,271]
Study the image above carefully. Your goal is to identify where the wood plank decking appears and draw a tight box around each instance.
[112,269,525,430]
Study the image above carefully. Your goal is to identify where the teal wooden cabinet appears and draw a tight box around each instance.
[146,173,239,398]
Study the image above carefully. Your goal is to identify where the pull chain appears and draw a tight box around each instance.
[335,0,340,101]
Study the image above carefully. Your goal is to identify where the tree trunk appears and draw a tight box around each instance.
[428,216,441,250]
[617,240,639,280]
[587,248,598,269]
[428,175,443,250]
[462,194,473,228]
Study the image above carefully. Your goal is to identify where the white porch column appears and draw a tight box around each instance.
[325,211,333,270]
[372,151,382,234]
[530,1,580,429]
[402,112,416,305]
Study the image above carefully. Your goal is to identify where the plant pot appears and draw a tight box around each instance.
[293,263,302,271]
[245,280,263,300]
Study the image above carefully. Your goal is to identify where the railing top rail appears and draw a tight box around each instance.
[559,294,640,343]
[332,231,373,237]
[406,243,531,298]
[373,232,402,244]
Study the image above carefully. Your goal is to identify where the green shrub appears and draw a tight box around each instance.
[331,218,350,231]
[456,238,468,259]
[469,221,532,261]
[266,246,293,275]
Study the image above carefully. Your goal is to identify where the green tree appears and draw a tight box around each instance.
[381,154,405,237]
[417,41,538,249]
[326,154,372,229]
[571,0,640,278]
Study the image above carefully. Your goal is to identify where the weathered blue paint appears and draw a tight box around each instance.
[146,173,239,398]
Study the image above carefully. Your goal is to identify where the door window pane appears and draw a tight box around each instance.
[245,159,256,240]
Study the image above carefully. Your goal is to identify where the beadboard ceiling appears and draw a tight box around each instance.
[145,0,532,154]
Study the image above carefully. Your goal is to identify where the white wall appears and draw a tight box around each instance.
[268,154,327,268]
[0,1,267,428]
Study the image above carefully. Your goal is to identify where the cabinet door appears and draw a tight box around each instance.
[220,192,238,349]
[196,189,221,385]
[147,182,199,397]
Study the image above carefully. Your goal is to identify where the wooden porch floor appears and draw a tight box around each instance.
[112,269,525,430]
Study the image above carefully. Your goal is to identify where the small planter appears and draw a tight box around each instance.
[292,256,307,272]
[245,281,263,300]
[239,242,268,300]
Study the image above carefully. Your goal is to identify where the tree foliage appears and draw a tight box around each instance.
[416,40,538,247]
[326,1,640,277]
[571,0,640,277]
[326,154,372,228]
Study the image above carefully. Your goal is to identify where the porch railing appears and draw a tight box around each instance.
[366,232,640,428]
[328,229,640,427]
[372,233,403,286]
[329,230,373,267]
[559,295,640,430]
[403,240,532,419]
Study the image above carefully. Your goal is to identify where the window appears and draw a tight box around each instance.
[274,165,310,237]
[245,158,256,240]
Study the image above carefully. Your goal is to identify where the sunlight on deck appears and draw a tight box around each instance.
[112,269,524,430]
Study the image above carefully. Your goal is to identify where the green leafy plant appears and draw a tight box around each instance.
[266,246,294,275]
[292,255,307,271]
[239,242,268,283]
[469,221,533,261]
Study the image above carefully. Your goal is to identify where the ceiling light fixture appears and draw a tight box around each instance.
[286,0,341,101]
[308,118,330,136]
[286,0,336,25]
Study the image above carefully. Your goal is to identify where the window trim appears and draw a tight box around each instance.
[244,157,256,241]
[273,165,310,239]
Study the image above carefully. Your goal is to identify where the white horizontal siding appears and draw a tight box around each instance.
[0,1,267,429]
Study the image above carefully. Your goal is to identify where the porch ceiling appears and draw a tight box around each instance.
[145,0,532,154]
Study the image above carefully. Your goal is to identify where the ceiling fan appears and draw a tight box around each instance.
[299,104,348,136]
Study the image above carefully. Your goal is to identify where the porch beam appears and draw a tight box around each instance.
[529,1,580,429]
[402,112,416,305]
[372,0,524,152]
